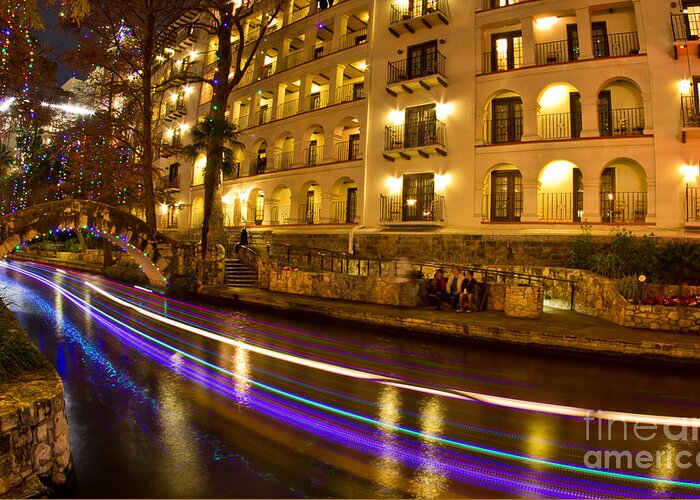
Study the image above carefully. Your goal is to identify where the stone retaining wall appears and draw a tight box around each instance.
[504,285,544,319]
[0,304,72,496]
[269,268,420,307]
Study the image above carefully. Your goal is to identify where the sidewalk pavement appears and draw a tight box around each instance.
[200,286,700,363]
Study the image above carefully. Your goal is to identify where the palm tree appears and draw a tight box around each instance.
[183,115,244,256]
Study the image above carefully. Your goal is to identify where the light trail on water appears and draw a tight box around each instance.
[3,260,700,498]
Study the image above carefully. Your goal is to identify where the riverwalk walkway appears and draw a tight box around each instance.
[200,286,700,363]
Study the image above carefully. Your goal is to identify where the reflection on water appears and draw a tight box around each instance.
[373,386,402,496]
[410,397,448,499]
[233,343,252,407]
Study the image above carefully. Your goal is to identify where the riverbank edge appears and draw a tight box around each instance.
[6,255,700,363]
[199,287,700,364]
[0,301,74,497]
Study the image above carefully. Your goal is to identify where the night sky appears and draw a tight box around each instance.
[38,7,79,86]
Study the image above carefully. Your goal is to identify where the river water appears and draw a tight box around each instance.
[1,260,699,498]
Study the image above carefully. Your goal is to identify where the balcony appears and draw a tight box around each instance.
[330,201,357,224]
[599,108,645,137]
[163,101,186,122]
[592,31,640,58]
[158,135,182,158]
[275,151,294,171]
[249,158,267,176]
[478,0,521,10]
[481,50,523,74]
[483,117,523,145]
[340,28,368,50]
[301,202,322,224]
[600,192,647,223]
[304,146,321,167]
[535,40,578,66]
[233,113,249,130]
[386,52,447,96]
[388,0,449,38]
[161,175,180,192]
[538,193,582,223]
[383,120,447,160]
[687,186,700,224]
[671,13,700,44]
[336,140,362,162]
[681,95,700,142]
[304,90,330,112]
[538,112,577,140]
[481,193,523,222]
[277,99,299,119]
[337,82,365,103]
[255,107,272,126]
[380,194,445,224]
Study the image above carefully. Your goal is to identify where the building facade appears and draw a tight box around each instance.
[154,0,700,240]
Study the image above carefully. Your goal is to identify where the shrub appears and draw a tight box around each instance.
[617,275,640,302]
[655,241,700,284]
[568,224,594,269]
[168,272,198,297]
[104,260,148,285]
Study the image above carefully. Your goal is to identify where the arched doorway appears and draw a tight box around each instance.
[330,177,359,224]
[484,90,523,144]
[599,159,648,223]
[483,165,523,222]
[538,161,583,222]
[247,189,265,226]
[537,83,582,140]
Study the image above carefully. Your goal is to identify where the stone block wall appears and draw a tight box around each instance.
[504,285,544,319]
[269,268,420,307]
[0,375,72,496]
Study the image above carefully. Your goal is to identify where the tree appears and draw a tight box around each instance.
[64,0,197,227]
[0,144,14,172]
[183,115,244,212]
[0,0,89,27]
[193,0,285,255]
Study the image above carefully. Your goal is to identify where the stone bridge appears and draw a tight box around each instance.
[0,200,196,288]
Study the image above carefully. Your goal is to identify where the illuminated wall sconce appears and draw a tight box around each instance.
[388,110,404,125]
[386,177,402,194]
[435,102,453,120]
[435,173,452,191]
[679,78,692,95]
[535,16,557,29]
[681,164,699,183]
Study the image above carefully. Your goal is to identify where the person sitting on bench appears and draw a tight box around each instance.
[457,270,478,312]
[444,267,464,310]
[427,269,447,310]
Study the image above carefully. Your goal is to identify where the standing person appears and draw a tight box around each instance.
[235,226,248,254]
[445,267,463,310]
[428,269,447,310]
[457,270,478,312]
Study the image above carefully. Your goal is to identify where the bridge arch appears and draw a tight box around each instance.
[0,200,192,288]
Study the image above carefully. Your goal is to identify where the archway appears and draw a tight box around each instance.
[270,185,292,225]
[599,158,648,223]
[300,182,322,224]
[537,160,583,222]
[272,132,295,171]
[302,125,325,166]
[246,189,265,226]
[484,90,523,144]
[483,164,523,222]
[191,196,204,227]
[597,79,644,136]
[193,154,206,185]
[330,177,359,224]
[333,117,362,161]
[537,83,582,140]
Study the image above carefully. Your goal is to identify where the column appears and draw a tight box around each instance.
[292,139,304,168]
[521,103,539,142]
[320,193,334,224]
[332,14,349,52]
[646,179,656,223]
[642,97,653,135]
[328,64,345,104]
[283,0,294,27]
[579,96,599,138]
[248,92,262,128]
[273,83,287,120]
[632,0,646,53]
[575,8,593,60]
[521,16,536,67]
[304,25,318,62]
[324,133,342,164]
[520,180,539,223]
[280,37,292,70]
[300,74,314,112]
[475,29,483,74]
[288,195,302,224]
[582,179,601,222]
[231,100,242,122]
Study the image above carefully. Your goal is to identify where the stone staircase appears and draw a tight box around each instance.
[224,256,258,287]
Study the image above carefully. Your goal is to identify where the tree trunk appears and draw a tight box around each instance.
[141,9,157,228]
[201,5,234,256]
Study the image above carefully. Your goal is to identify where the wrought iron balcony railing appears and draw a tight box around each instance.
[681,95,700,128]
[671,12,700,42]
[535,39,579,65]
[538,192,583,222]
[380,194,445,223]
[390,0,448,25]
[592,31,640,58]
[600,191,647,223]
[687,186,700,223]
[384,119,446,150]
[336,140,362,162]
[598,107,645,136]
[483,117,523,145]
[387,52,446,85]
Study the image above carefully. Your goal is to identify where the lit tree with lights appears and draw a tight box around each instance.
[64,0,198,227]
[190,0,285,255]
